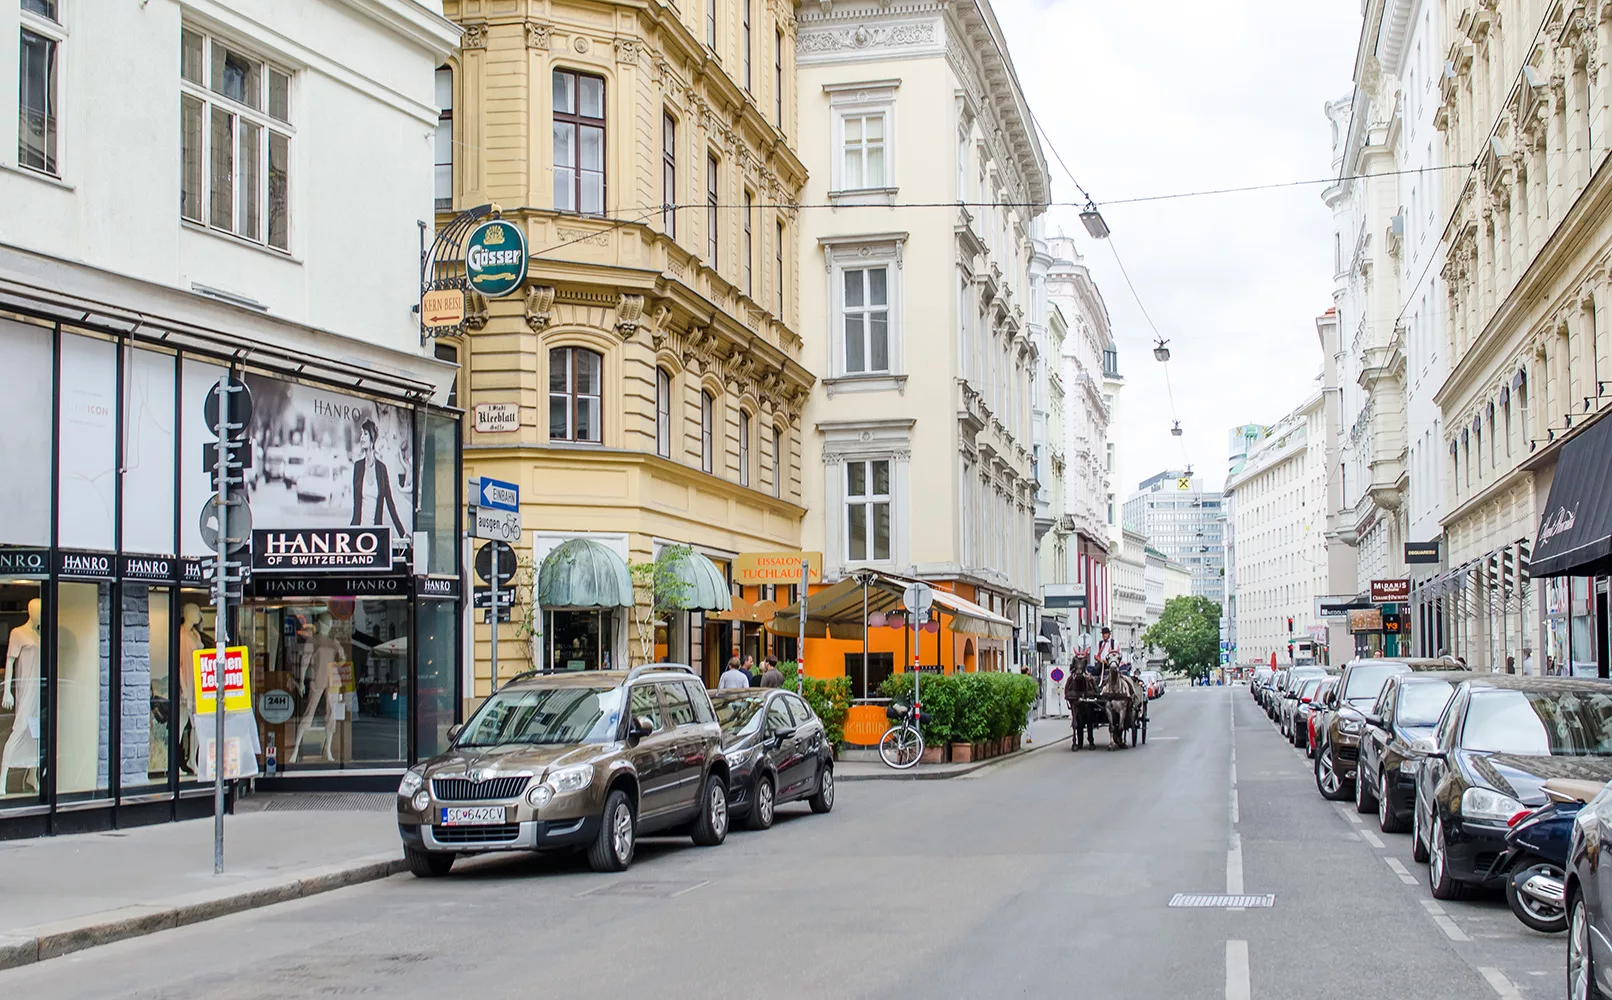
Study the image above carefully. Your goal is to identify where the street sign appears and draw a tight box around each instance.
[1050,667,1065,683]
[474,402,521,433]
[421,288,465,329]
[201,440,254,481]
[203,377,253,440]
[1404,541,1441,564]
[475,477,520,512]
[481,607,514,624]
[902,582,933,617]
[472,586,518,609]
[471,505,522,542]
[1370,579,1411,603]
[199,495,253,552]
[474,541,518,584]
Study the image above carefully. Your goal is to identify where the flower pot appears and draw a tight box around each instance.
[950,742,974,763]
[972,741,984,761]
[920,745,945,765]
[1010,735,1021,752]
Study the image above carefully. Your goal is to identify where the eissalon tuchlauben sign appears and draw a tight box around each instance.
[465,220,527,298]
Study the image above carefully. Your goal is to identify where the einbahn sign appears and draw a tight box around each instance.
[464,220,527,298]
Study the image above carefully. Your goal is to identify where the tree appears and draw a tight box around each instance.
[1141,595,1222,680]
[628,545,693,664]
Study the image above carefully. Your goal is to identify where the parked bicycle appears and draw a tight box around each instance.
[879,700,925,769]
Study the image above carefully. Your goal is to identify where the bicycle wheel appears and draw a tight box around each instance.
[879,724,924,769]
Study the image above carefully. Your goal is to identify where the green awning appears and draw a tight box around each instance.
[538,538,634,608]
[662,549,732,611]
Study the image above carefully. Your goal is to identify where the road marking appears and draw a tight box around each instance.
[669,880,711,897]
[1421,899,1471,942]
[1359,828,1385,849]
[1478,967,1523,999]
[1226,940,1251,1000]
[1332,802,1363,825]
[1231,787,1240,824]
[1152,736,1181,740]
[1227,831,1244,895]
[1384,857,1419,885]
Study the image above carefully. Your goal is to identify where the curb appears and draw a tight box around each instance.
[0,853,405,972]
[838,732,1066,781]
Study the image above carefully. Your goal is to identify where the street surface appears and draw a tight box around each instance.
[0,687,1562,999]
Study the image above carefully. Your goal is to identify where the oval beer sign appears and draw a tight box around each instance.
[465,220,527,298]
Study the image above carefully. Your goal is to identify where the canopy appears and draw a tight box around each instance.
[766,573,1014,641]
[538,538,634,608]
[660,549,732,611]
[1531,411,1612,578]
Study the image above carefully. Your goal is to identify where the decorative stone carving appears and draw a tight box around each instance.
[649,306,673,352]
[614,293,645,339]
[524,285,556,332]
[525,22,552,50]
[464,290,489,331]
[461,22,488,49]
[614,37,643,65]
[555,227,611,248]
[799,21,935,54]
[574,36,590,53]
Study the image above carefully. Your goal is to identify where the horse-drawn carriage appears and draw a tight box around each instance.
[1063,652,1148,750]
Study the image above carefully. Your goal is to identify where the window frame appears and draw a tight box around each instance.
[776,219,786,317]
[839,264,892,376]
[706,151,720,264]
[655,367,672,458]
[434,65,453,209]
[700,389,715,474]
[552,67,606,216]
[743,188,754,296]
[662,111,677,238]
[706,0,717,51]
[17,1,64,177]
[839,110,887,190]
[774,29,784,127]
[845,458,892,563]
[771,425,783,498]
[742,0,752,92]
[548,346,604,444]
[738,408,751,487]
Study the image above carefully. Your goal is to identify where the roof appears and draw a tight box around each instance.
[769,573,1014,640]
[1462,675,1612,693]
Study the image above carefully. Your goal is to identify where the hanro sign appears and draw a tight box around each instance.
[734,551,823,585]
[464,220,528,298]
[251,528,392,572]
[474,402,520,433]
[421,288,466,329]
[1370,578,1411,603]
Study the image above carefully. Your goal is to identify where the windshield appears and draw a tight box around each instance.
[1342,665,1403,705]
[712,694,767,733]
[1396,681,1455,727]
[1461,688,1612,756]
[1298,679,1322,699]
[456,685,625,747]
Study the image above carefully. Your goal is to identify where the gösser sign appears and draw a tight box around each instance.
[464,220,527,298]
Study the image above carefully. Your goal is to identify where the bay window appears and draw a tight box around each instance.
[553,68,605,215]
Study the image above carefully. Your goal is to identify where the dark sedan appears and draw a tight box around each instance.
[1567,784,1612,998]
[1294,677,1336,753]
[1356,671,1470,831]
[1314,658,1455,802]
[1414,676,1612,901]
[709,689,835,830]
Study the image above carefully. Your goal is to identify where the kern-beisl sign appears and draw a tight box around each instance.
[465,220,527,298]
[251,528,392,572]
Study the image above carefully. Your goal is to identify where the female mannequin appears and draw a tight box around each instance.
[2,598,43,791]
[177,604,204,773]
[290,613,343,764]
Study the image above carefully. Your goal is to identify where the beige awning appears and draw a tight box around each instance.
[766,573,1014,641]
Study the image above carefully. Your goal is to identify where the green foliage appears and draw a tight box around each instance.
[1140,595,1222,680]
[781,662,851,749]
[628,545,695,662]
[880,671,1039,743]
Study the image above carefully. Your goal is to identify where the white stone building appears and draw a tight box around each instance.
[1110,527,1147,660]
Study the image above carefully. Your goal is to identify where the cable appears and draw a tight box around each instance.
[1101,164,1472,207]
[527,207,665,256]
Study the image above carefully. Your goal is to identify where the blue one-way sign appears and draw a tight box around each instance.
[475,477,519,512]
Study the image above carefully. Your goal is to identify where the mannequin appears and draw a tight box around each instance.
[290,613,344,764]
[177,604,204,773]
[2,598,42,792]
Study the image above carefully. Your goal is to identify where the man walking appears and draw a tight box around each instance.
[759,655,784,688]
[719,656,751,689]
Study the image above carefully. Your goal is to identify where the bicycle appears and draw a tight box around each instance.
[879,700,925,769]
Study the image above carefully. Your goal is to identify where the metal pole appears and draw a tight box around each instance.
[861,574,869,700]
[212,378,230,875]
[912,603,920,721]
[797,559,809,674]
[490,546,499,692]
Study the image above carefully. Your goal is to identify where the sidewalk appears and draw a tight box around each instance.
[836,716,1072,780]
[0,793,401,971]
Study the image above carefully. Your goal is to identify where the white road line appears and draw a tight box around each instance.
[1226,940,1251,1000]
[1421,900,1471,942]
[1227,831,1244,895]
[1332,802,1363,825]
[1478,967,1524,999]
[1231,787,1240,824]
[1384,857,1419,885]
[669,880,710,897]
[1359,828,1386,849]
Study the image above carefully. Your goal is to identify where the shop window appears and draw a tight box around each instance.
[416,598,457,759]
[18,0,61,176]
[173,590,215,784]
[844,651,893,701]
[121,586,173,797]
[55,581,110,801]
[0,581,44,803]
[434,66,452,209]
[58,331,117,552]
[548,610,616,670]
[0,318,55,547]
[552,68,605,215]
[549,347,602,443]
[122,347,178,555]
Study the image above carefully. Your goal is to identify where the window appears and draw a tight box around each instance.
[846,459,891,561]
[842,113,885,188]
[775,30,784,126]
[549,347,602,443]
[700,391,715,473]
[738,410,751,486]
[661,682,698,726]
[742,0,752,92]
[743,189,754,296]
[771,426,783,498]
[18,1,61,175]
[434,341,459,409]
[655,367,672,458]
[842,266,889,374]
[662,112,676,237]
[434,67,453,208]
[180,28,292,250]
[553,69,605,215]
[706,153,720,263]
[706,0,717,50]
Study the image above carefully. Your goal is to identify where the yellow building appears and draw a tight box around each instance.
[436,0,812,695]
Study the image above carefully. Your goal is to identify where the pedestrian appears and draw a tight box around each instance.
[1522,647,1535,675]
[759,655,784,688]
[1019,665,1034,744]
[718,656,750,689]
[742,654,758,684]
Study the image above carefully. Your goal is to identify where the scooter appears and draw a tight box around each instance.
[1502,778,1607,934]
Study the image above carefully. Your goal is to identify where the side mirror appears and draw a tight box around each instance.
[769,726,797,745]
[1363,714,1384,728]
[446,723,463,743]
[629,716,656,739]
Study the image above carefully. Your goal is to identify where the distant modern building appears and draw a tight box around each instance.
[1123,471,1226,607]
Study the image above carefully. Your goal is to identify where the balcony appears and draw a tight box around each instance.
[956,378,986,435]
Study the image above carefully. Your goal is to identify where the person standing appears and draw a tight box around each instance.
[1095,626,1118,664]
[759,656,784,688]
[718,656,751,690]
[741,654,758,685]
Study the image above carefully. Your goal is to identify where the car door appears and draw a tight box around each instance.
[784,693,827,797]
[1360,677,1395,784]
[656,681,708,820]
[1418,689,1465,834]
[626,682,678,824]
[756,697,802,797]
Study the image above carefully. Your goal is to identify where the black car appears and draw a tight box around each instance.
[1314,658,1453,802]
[709,688,835,830]
[1566,785,1612,998]
[1356,671,1470,831]
[1413,675,1612,900]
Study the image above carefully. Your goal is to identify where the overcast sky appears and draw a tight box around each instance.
[994,0,1363,494]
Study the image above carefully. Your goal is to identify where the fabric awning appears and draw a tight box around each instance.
[538,538,635,608]
[766,573,1014,641]
[660,549,732,611]
[1531,411,1612,578]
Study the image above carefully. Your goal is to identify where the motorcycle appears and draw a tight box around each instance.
[1502,778,1607,934]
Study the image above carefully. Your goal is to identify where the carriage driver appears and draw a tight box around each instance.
[1094,626,1118,666]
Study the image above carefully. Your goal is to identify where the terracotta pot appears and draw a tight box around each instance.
[1011,735,1021,752]
[950,742,974,763]
[920,745,945,765]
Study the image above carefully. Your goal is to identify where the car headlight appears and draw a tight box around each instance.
[1338,719,1361,736]
[1461,786,1526,823]
[1398,759,1419,774]
[546,765,593,795]
[398,768,425,797]
[526,784,554,808]
[411,789,430,812]
[724,743,757,764]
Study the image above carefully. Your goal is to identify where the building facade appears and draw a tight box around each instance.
[438,0,814,690]
[1123,471,1226,606]
[1030,236,1068,662]
[792,0,1050,675]
[0,0,462,835]
[1110,527,1148,661]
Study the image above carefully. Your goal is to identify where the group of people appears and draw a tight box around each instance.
[718,654,785,690]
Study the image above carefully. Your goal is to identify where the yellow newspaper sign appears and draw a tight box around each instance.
[193,646,253,715]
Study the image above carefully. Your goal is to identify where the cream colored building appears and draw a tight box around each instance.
[438,0,813,692]
[792,0,1050,670]
[1111,527,1148,660]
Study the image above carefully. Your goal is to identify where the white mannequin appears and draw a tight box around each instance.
[177,603,204,772]
[290,613,344,764]
[2,598,43,791]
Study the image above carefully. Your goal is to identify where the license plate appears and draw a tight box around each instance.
[440,806,506,825]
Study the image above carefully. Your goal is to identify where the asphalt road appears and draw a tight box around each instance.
[0,686,1564,999]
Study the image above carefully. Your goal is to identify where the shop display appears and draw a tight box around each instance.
[1,598,42,791]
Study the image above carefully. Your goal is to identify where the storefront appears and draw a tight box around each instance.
[0,308,462,838]
[1530,409,1612,678]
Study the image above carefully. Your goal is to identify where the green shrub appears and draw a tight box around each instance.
[781,662,851,749]
[881,670,1038,743]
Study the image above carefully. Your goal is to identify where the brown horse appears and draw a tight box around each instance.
[1099,655,1138,749]
[1064,661,1100,750]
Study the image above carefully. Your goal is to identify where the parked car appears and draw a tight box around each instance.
[1282,677,1323,742]
[1276,666,1329,735]
[396,664,731,877]
[1413,675,1612,901]
[1139,671,1164,699]
[1313,658,1453,802]
[1293,677,1335,753]
[1355,671,1471,830]
[708,688,835,830]
[1264,669,1290,717]
[1566,783,1612,997]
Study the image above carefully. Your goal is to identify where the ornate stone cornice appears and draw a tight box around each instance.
[525,21,552,50]
[461,22,488,49]
[524,285,555,332]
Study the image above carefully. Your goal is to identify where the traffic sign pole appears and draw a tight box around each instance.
[211,377,231,875]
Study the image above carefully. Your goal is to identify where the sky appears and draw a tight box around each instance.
[993,0,1364,494]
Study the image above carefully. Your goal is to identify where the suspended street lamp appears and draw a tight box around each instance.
[1153,338,1171,362]
[1079,200,1111,240]
[1171,421,1183,437]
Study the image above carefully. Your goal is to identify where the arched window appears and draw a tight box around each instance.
[549,347,602,443]
[771,425,783,498]
[738,408,751,486]
[655,367,672,458]
[700,390,715,473]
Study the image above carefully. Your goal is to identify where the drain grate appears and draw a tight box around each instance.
[1169,893,1275,908]
[238,792,395,813]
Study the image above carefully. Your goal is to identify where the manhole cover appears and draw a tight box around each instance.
[576,879,709,898]
[1169,893,1275,908]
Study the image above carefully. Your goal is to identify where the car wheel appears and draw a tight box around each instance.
[690,774,730,847]
[1378,771,1408,833]
[404,846,455,878]
[587,789,636,873]
[1570,890,1608,1000]
[1315,747,1349,801]
[808,764,836,814]
[1428,816,1470,900]
[1355,764,1378,813]
[1412,797,1430,862]
[746,774,776,831]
